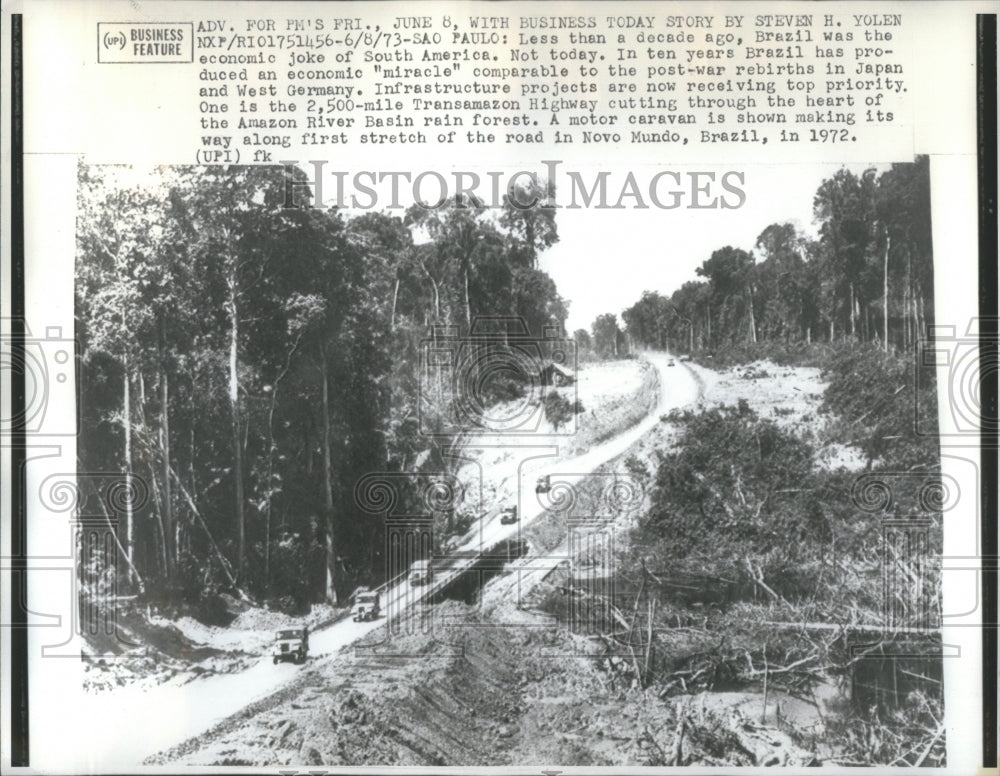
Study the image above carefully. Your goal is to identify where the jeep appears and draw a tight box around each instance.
[272,627,308,665]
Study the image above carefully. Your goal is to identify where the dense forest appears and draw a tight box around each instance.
[77,157,935,616]
[76,165,566,609]
[614,157,933,358]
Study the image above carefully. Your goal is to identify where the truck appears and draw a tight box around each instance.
[352,590,381,622]
[409,559,433,586]
[272,627,309,665]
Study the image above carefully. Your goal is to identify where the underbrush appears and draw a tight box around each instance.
[823,690,945,767]
[821,344,938,470]
[689,341,836,370]
[531,341,945,764]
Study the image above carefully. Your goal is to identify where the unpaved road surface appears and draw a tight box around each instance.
[36,353,699,772]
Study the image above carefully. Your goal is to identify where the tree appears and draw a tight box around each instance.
[622,290,669,350]
[592,313,622,358]
[754,223,810,342]
[696,246,758,345]
[499,177,559,269]
[405,196,497,335]
[77,165,166,588]
[164,167,296,581]
[616,159,932,353]
[874,157,933,350]
[813,168,878,341]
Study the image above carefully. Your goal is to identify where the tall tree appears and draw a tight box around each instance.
[164,167,302,580]
[754,223,810,342]
[406,196,494,335]
[77,165,164,587]
[813,168,878,340]
[696,246,758,345]
[592,313,622,358]
[875,157,933,350]
[499,178,559,269]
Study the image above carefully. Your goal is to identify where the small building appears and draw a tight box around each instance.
[539,361,575,386]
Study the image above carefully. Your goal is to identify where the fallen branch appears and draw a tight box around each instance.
[642,725,668,765]
[764,620,939,636]
[627,569,647,642]
[744,651,819,677]
[165,461,238,588]
[913,725,945,767]
[669,703,686,765]
[628,644,643,685]
[692,471,736,520]
[87,473,146,593]
[744,556,789,606]
[645,596,655,677]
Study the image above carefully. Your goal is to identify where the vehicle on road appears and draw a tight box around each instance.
[409,559,433,586]
[535,475,551,494]
[352,590,381,622]
[500,505,519,524]
[667,358,676,367]
[272,627,309,665]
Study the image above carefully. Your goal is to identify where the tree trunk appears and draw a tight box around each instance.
[138,371,164,575]
[148,462,169,578]
[228,281,246,580]
[158,341,174,575]
[883,233,891,351]
[390,277,400,331]
[746,282,757,344]
[464,266,473,333]
[138,371,148,426]
[906,246,915,350]
[122,353,135,588]
[319,343,339,605]
[166,461,238,587]
[188,427,197,536]
[263,335,302,595]
[849,283,856,338]
[420,260,441,321]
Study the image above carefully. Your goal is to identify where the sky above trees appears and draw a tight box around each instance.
[541,162,888,331]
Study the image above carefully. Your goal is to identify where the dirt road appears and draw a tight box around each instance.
[35,353,699,771]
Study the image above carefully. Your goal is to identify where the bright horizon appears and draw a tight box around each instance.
[542,162,881,333]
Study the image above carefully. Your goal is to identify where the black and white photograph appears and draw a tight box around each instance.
[71,158,947,767]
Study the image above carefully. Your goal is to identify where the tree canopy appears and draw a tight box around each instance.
[76,165,566,608]
[620,157,933,355]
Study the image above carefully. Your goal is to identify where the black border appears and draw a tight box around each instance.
[977,12,998,770]
[10,11,30,769]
